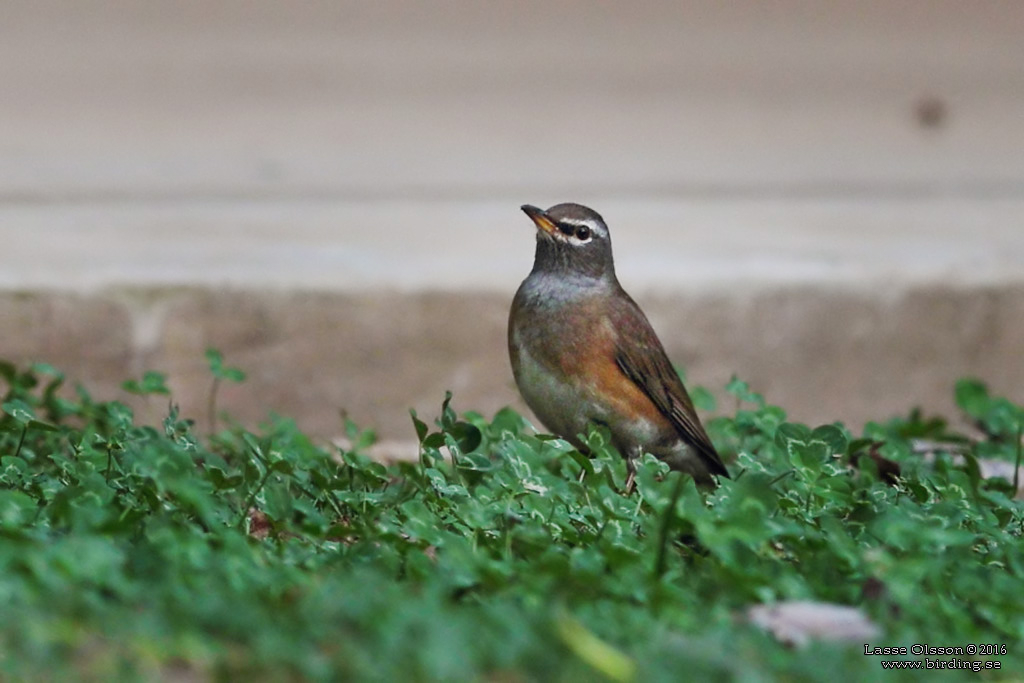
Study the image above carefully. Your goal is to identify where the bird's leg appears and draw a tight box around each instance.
[623,448,640,495]
[575,444,592,484]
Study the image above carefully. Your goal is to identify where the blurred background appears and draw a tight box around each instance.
[3,0,1023,443]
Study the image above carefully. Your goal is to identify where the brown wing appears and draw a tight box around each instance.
[609,293,729,478]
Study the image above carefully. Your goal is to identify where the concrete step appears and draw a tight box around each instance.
[5,198,1023,439]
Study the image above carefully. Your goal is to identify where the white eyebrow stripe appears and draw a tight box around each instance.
[557,217,601,234]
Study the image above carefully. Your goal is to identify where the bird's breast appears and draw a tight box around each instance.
[509,291,672,448]
[510,323,590,444]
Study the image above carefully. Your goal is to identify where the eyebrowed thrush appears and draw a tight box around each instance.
[508,203,729,490]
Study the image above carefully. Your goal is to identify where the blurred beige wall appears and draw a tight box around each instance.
[2,1,1023,440]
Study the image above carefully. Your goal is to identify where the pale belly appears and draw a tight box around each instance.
[511,332,662,451]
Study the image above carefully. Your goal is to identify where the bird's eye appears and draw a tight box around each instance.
[575,225,591,241]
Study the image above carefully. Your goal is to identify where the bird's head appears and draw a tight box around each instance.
[520,203,615,281]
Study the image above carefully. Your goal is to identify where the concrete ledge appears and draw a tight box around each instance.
[5,199,1024,293]
[4,285,1021,441]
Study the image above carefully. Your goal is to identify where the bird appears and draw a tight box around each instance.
[508,202,729,491]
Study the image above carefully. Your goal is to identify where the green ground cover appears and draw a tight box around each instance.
[0,354,1021,681]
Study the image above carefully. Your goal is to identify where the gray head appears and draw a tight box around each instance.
[520,203,615,281]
